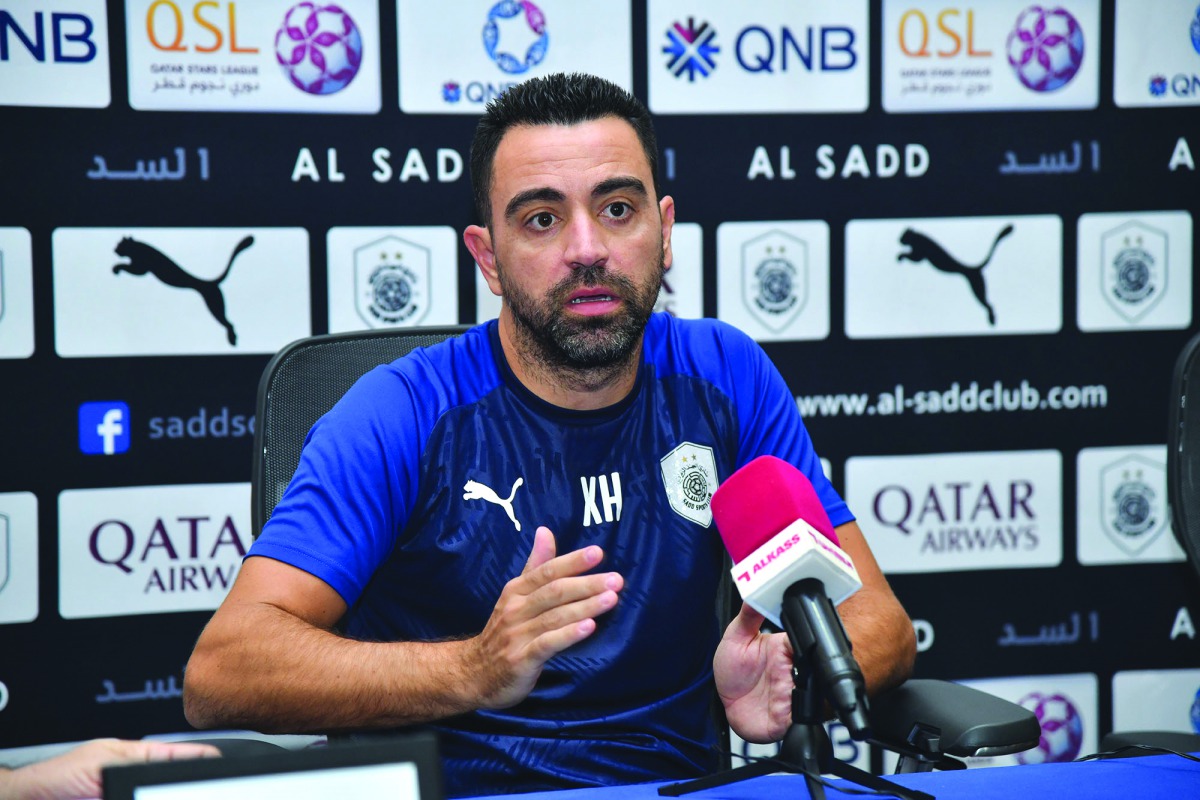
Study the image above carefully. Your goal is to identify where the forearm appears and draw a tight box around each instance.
[838,586,916,696]
[184,601,482,733]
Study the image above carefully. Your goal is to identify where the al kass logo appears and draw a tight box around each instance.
[58,483,251,619]
[846,450,1063,574]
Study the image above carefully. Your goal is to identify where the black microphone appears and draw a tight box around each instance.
[712,455,870,738]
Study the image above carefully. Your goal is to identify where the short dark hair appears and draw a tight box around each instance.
[469,72,660,225]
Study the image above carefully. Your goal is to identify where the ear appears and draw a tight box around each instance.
[464,224,501,297]
[659,195,675,272]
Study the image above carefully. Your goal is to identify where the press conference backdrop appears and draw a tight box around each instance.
[1,0,1198,766]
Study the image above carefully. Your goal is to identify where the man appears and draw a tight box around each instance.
[184,72,915,796]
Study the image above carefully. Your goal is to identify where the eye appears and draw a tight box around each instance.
[605,201,631,220]
[528,211,557,231]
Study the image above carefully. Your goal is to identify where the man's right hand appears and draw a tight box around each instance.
[468,525,624,709]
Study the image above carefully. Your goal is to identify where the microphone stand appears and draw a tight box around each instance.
[659,582,933,800]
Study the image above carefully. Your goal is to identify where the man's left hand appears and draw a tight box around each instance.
[713,602,794,744]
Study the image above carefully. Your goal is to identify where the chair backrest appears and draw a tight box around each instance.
[251,326,468,536]
[1168,330,1200,574]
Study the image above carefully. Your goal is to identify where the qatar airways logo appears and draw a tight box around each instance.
[845,450,1063,574]
[58,483,250,619]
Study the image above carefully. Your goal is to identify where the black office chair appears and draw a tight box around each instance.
[1099,330,1200,756]
[251,325,468,535]
[251,325,1040,779]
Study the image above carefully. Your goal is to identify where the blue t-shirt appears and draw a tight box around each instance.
[251,313,852,796]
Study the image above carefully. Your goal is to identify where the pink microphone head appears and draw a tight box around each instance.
[711,455,838,563]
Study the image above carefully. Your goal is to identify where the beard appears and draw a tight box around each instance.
[497,250,665,373]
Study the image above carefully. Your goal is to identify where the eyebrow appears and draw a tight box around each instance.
[502,177,650,222]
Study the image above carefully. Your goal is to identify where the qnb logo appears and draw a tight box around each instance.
[1006,6,1084,92]
[79,401,130,456]
[483,0,547,75]
[734,24,858,74]
[897,225,1013,326]
[112,235,254,346]
[663,17,719,81]
[1149,74,1200,99]
[274,2,364,95]
[0,10,100,63]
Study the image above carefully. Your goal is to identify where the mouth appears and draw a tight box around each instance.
[565,288,621,316]
[569,292,615,305]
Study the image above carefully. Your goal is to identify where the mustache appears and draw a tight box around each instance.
[550,264,637,300]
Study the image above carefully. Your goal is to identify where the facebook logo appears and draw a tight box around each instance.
[78,401,130,455]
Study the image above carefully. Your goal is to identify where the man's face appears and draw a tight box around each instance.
[473,116,674,370]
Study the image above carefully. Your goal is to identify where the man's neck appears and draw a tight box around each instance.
[496,312,642,411]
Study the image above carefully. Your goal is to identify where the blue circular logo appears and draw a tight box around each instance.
[483,1,548,75]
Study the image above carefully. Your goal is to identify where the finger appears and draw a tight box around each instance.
[520,543,607,593]
[524,572,623,623]
[522,526,557,575]
[521,589,621,662]
[726,601,767,640]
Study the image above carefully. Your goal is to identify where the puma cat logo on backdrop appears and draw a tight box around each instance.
[113,235,255,345]
[463,477,524,531]
[897,224,1014,325]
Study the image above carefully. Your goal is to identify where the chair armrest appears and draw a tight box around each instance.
[869,679,1041,759]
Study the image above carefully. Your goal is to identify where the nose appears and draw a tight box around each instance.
[561,213,609,270]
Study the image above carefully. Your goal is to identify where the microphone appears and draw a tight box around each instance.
[712,455,870,738]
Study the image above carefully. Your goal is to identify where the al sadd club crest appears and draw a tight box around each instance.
[741,230,808,332]
[1100,454,1167,556]
[355,235,432,328]
[660,442,718,527]
[1101,220,1167,323]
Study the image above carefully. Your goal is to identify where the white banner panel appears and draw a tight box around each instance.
[327,226,459,333]
[1077,210,1193,332]
[1113,668,1200,732]
[1114,0,1200,107]
[882,0,1100,113]
[398,0,632,114]
[53,227,311,357]
[1077,445,1186,565]
[845,214,1062,339]
[647,0,869,114]
[0,492,39,625]
[0,1,110,108]
[0,228,35,359]
[716,220,830,342]
[125,0,381,113]
[58,483,251,619]
[845,450,1063,574]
